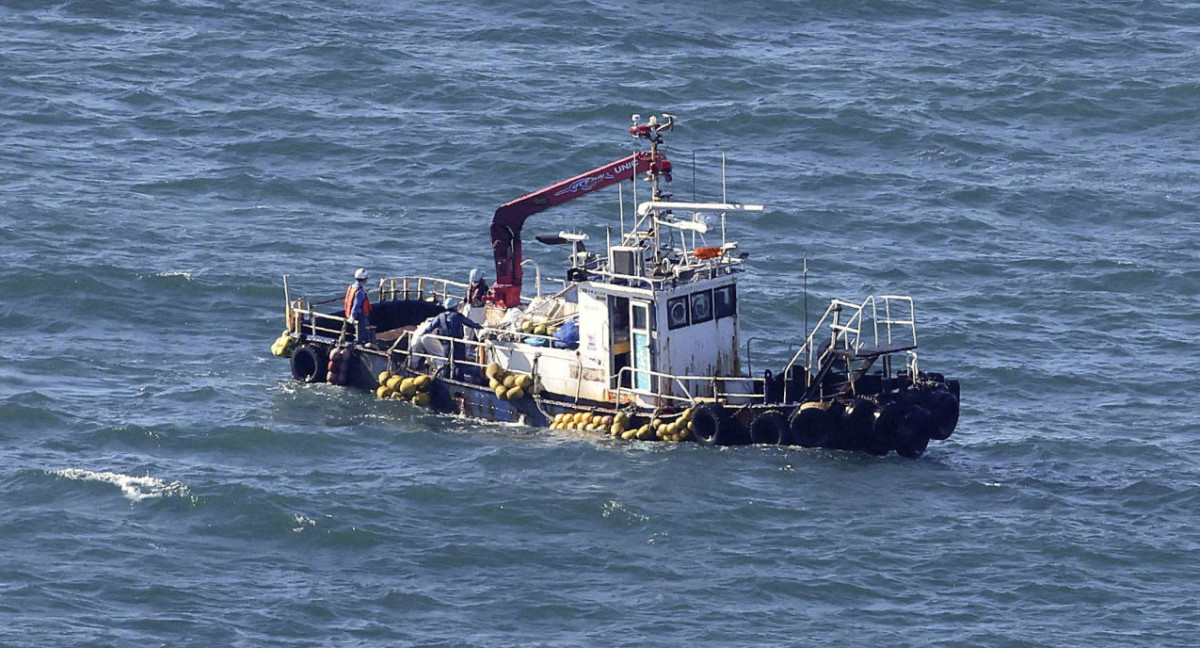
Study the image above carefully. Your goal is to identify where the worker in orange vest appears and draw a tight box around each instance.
[344,268,373,345]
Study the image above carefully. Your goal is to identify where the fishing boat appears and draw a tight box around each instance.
[271,114,960,457]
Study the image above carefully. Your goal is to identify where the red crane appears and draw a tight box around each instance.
[489,117,674,307]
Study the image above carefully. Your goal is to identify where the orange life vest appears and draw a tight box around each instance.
[344,283,372,319]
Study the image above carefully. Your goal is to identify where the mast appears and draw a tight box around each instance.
[628,114,675,271]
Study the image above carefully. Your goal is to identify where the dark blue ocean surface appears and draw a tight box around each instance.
[2,1,1198,646]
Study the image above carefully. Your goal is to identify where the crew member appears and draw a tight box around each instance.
[344,268,373,345]
[421,298,483,378]
[466,269,490,307]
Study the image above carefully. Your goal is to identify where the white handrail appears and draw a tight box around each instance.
[611,366,765,407]
[783,294,919,378]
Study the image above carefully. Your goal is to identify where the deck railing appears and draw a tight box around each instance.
[283,275,920,410]
[377,275,470,305]
[782,294,918,379]
[610,366,764,409]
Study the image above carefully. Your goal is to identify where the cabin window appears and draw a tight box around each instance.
[714,285,737,320]
[633,302,649,330]
[631,302,652,392]
[667,296,689,330]
[690,289,714,325]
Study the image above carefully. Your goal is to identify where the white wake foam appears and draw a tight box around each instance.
[51,468,191,503]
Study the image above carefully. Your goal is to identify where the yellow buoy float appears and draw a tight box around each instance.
[374,370,434,407]
[270,331,296,357]
[486,364,533,401]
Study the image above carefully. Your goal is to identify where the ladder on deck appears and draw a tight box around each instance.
[782,295,919,401]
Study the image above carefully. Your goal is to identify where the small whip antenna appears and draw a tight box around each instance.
[803,256,810,347]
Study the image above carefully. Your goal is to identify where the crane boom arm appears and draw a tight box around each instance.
[490,150,670,307]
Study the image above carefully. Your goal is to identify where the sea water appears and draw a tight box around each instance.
[2,1,1198,646]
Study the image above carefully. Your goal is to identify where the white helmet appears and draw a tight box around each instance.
[354,268,368,281]
[469,268,481,284]
[443,297,455,309]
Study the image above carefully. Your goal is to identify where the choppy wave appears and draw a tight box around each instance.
[48,468,192,503]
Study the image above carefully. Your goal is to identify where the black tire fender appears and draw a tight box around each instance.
[789,404,836,448]
[871,400,906,455]
[691,403,732,446]
[895,404,932,459]
[291,344,329,383]
[749,410,790,445]
[838,398,877,452]
[926,389,959,441]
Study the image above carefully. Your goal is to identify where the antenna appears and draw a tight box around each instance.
[631,146,638,215]
[618,180,624,238]
[803,256,809,348]
[691,150,696,202]
[720,152,727,247]
[721,151,727,203]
